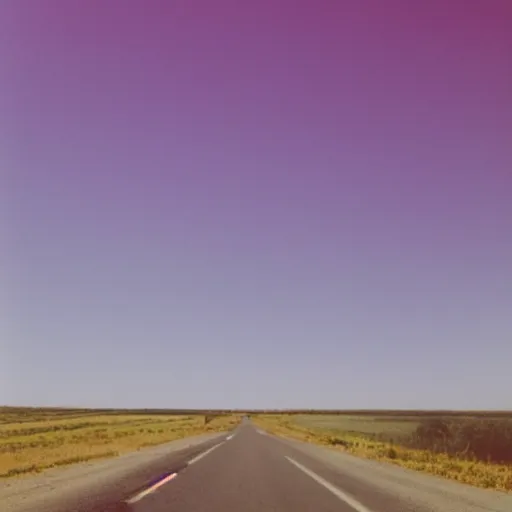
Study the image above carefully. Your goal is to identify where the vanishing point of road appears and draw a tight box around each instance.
[5,419,511,512]
[109,420,510,512]
[126,421,373,512]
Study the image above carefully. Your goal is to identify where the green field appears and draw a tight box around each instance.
[292,414,419,440]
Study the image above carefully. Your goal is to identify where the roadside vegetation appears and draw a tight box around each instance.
[0,407,241,478]
[252,413,512,492]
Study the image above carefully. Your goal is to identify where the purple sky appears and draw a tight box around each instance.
[2,1,511,409]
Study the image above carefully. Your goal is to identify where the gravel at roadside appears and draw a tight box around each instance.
[274,432,512,512]
[0,432,225,512]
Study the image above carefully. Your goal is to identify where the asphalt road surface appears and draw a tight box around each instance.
[6,420,511,512]
[127,423,369,512]
[115,421,510,512]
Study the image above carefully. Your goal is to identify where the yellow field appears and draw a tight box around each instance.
[252,414,512,492]
[0,409,240,478]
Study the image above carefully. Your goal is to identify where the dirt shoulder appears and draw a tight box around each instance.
[0,432,225,512]
[270,429,512,512]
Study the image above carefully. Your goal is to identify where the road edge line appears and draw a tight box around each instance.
[285,456,374,512]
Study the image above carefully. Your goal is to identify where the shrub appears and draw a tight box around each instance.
[410,418,512,464]
[387,447,397,459]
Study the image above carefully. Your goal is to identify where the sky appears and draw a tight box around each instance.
[1,1,511,410]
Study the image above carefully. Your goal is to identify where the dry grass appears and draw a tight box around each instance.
[252,414,512,492]
[293,414,419,440]
[0,409,240,478]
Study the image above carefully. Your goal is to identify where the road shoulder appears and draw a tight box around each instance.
[262,428,512,512]
[0,432,226,512]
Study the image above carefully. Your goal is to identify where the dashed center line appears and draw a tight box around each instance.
[285,456,374,512]
[125,472,178,504]
[188,442,224,465]
[124,441,225,505]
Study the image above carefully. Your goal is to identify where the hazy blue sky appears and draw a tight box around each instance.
[2,1,511,409]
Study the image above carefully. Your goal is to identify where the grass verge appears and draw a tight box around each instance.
[252,414,512,492]
[0,411,240,478]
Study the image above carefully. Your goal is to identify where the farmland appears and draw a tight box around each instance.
[292,414,419,440]
[0,407,241,478]
[252,412,512,491]
[3,406,511,490]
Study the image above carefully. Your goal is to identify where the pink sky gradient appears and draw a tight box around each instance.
[2,1,511,408]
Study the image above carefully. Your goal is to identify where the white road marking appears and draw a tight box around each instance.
[187,442,224,465]
[285,456,374,512]
[257,429,266,435]
[226,434,235,440]
[125,472,177,504]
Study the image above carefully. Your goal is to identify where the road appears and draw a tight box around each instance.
[119,421,511,512]
[4,421,511,512]
[127,423,370,512]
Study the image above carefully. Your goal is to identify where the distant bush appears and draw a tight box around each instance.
[325,436,351,448]
[387,447,398,459]
[204,415,217,425]
[409,418,512,463]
